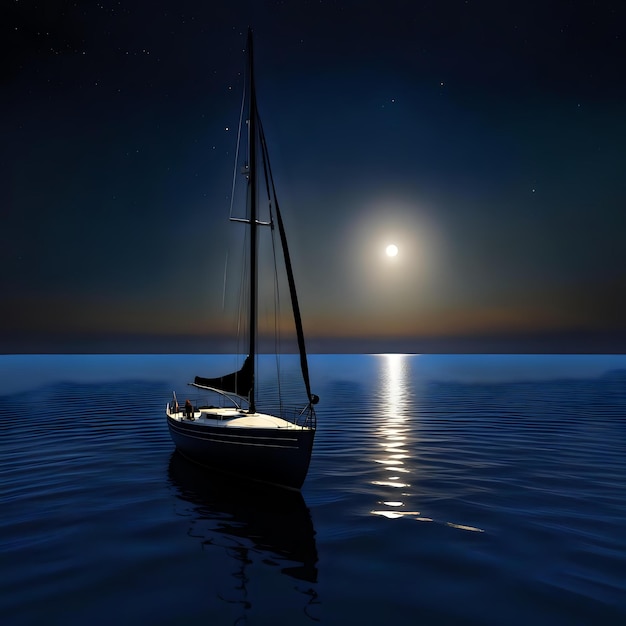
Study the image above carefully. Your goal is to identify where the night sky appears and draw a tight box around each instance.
[3,1,626,353]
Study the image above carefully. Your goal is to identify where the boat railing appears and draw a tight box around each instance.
[188,383,245,409]
[281,405,317,429]
[169,395,233,415]
[171,395,316,428]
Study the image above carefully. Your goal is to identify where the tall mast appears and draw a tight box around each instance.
[247,28,257,413]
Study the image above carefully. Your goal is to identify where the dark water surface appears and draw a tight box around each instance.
[1,354,625,625]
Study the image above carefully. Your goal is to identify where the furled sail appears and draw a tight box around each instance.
[193,355,253,400]
[258,119,319,408]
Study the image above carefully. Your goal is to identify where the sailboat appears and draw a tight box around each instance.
[166,29,319,490]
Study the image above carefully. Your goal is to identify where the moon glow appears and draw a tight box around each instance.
[385,244,399,257]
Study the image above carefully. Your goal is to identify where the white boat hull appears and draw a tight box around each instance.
[166,407,315,490]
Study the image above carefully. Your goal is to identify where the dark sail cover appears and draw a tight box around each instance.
[194,355,253,399]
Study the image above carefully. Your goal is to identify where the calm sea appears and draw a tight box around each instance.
[1,354,625,625]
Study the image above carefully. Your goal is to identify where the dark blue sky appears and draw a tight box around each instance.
[3,1,626,353]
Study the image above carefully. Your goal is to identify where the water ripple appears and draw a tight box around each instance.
[1,355,626,624]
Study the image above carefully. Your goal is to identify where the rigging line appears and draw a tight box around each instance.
[258,116,316,405]
[270,197,284,414]
[222,252,229,311]
[229,73,247,220]
[258,121,284,413]
[273,248,284,416]
[236,228,249,368]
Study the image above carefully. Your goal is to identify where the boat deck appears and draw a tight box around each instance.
[167,406,309,430]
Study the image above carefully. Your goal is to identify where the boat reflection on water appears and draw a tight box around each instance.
[167,452,319,585]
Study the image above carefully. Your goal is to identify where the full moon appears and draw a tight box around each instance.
[385,244,399,257]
